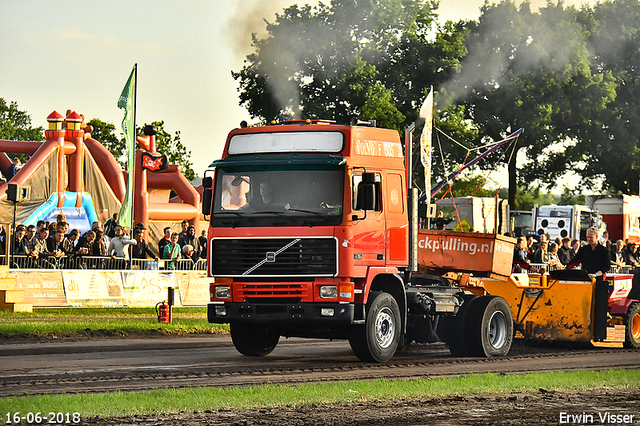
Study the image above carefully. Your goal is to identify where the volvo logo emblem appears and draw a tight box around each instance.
[266,252,276,262]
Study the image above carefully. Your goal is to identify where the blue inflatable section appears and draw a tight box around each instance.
[24,192,99,234]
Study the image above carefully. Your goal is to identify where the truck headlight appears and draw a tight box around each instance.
[320,285,338,299]
[214,285,231,299]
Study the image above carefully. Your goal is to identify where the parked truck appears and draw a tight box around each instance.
[534,204,604,241]
[202,119,516,362]
[586,194,640,243]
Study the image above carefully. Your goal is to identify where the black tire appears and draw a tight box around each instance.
[624,303,640,349]
[464,296,513,357]
[230,323,280,356]
[438,294,479,357]
[349,292,401,362]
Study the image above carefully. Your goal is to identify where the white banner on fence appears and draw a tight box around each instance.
[16,271,67,307]
[62,271,126,308]
[175,271,209,306]
[122,271,180,306]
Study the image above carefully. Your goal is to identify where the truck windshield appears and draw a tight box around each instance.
[211,167,344,227]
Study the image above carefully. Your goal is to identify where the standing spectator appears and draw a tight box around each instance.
[92,229,108,257]
[35,220,47,239]
[433,211,452,230]
[11,225,28,256]
[611,239,625,268]
[52,229,73,256]
[182,245,196,269]
[31,228,51,266]
[512,237,539,273]
[547,242,563,269]
[558,237,574,266]
[567,228,610,342]
[158,227,172,255]
[24,225,37,251]
[163,232,181,270]
[624,243,640,267]
[571,239,580,255]
[74,230,95,256]
[104,213,118,239]
[178,225,201,261]
[50,229,73,267]
[107,225,136,259]
[199,229,207,255]
[178,220,189,240]
[131,228,158,261]
[533,240,549,264]
[6,157,21,180]
[68,229,80,249]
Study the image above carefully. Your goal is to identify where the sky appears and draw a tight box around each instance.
[0,0,595,183]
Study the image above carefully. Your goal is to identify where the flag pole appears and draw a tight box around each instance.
[131,63,137,232]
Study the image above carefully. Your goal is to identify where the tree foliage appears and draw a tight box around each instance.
[232,0,466,131]
[0,98,44,163]
[0,98,44,142]
[87,118,124,164]
[442,1,616,207]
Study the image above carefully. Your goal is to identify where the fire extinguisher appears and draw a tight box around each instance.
[156,301,169,324]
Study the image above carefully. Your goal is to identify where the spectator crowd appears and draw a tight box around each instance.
[6,214,207,271]
[512,229,639,273]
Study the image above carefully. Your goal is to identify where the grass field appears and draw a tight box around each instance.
[1,369,638,418]
[0,307,229,337]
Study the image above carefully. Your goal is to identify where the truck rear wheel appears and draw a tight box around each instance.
[230,323,280,356]
[464,296,513,357]
[438,294,479,357]
[349,291,401,362]
[624,303,640,349]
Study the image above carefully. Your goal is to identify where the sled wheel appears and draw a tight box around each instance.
[624,303,640,349]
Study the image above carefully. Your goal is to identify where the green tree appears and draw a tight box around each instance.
[570,0,640,194]
[233,0,467,132]
[87,118,125,166]
[0,98,44,141]
[0,98,44,164]
[441,1,615,208]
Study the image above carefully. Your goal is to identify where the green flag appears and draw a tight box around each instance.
[117,66,136,228]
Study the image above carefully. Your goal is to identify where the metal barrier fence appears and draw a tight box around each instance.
[9,255,207,271]
[528,263,634,274]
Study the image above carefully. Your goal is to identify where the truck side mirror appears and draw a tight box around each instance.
[202,176,213,216]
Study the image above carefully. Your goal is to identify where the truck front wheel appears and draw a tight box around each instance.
[230,323,280,356]
[624,303,640,349]
[464,296,513,357]
[349,291,401,362]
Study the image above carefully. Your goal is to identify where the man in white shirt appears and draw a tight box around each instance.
[107,225,136,268]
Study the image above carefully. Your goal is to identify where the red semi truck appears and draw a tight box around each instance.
[202,119,515,362]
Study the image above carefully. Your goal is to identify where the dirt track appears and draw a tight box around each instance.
[83,389,640,425]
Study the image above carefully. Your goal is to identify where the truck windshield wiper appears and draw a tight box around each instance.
[287,208,324,216]
[215,211,244,217]
[253,210,287,217]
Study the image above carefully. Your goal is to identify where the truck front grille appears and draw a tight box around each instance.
[212,237,338,277]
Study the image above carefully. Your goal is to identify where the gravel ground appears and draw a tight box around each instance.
[83,388,640,425]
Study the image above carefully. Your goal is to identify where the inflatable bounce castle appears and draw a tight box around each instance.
[0,110,200,242]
